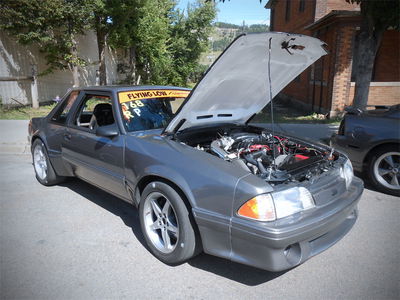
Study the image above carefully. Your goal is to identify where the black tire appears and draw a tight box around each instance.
[367,145,400,196]
[139,181,201,265]
[32,139,65,186]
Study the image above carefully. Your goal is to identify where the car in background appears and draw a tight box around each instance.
[331,105,400,196]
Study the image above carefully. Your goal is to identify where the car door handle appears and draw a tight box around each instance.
[64,133,72,141]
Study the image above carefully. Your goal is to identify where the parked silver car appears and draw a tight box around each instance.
[29,32,363,271]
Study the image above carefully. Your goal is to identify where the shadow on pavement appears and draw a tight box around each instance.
[188,253,287,286]
[60,179,147,248]
[60,178,287,286]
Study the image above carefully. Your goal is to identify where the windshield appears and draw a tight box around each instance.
[118,89,190,132]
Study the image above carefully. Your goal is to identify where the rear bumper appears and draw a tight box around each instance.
[229,177,363,271]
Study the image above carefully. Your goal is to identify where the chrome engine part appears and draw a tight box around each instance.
[208,131,335,183]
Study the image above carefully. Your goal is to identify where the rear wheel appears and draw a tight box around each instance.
[139,181,201,264]
[32,139,65,186]
[367,145,400,196]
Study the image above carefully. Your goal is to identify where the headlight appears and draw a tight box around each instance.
[340,159,353,189]
[238,187,315,222]
[272,187,315,219]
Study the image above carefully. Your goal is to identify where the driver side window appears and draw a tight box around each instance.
[75,94,114,131]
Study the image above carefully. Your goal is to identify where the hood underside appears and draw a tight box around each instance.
[165,32,328,134]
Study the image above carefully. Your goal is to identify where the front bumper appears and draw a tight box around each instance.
[229,177,363,271]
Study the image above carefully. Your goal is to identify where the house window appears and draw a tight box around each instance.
[314,60,323,81]
[285,0,291,22]
[299,0,306,12]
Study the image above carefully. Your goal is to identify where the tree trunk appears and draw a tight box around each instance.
[96,28,107,85]
[352,19,384,110]
[68,36,80,87]
[72,64,79,87]
[129,47,137,84]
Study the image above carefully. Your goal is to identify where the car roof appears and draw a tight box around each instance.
[70,85,191,93]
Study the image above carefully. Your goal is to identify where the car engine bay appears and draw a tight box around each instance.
[176,125,340,184]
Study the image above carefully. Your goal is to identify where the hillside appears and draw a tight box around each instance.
[200,22,269,66]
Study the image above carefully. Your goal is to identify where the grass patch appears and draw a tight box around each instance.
[0,103,56,120]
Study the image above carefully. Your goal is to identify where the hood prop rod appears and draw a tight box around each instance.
[267,37,277,172]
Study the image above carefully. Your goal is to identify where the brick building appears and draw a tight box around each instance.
[266,0,400,116]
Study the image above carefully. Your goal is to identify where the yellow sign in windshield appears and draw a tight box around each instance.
[118,89,190,103]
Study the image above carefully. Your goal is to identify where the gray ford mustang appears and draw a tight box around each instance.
[29,32,363,272]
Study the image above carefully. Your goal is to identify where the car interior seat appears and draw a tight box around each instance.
[89,103,114,130]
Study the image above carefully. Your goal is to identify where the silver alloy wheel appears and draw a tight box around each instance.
[143,192,179,254]
[373,151,400,190]
[33,144,48,180]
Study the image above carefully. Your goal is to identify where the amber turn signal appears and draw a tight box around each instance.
[237,194,276,221]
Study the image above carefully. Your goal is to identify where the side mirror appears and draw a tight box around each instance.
[96,123,119,138]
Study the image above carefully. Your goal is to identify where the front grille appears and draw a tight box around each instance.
[310,173,346,206]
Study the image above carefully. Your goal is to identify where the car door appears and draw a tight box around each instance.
[45,90,82,177]
[61,91,129,200]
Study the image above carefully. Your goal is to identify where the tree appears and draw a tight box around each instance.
[111,0,216,87]
[247,24,269,33]
[134,0,175,85]
[105,0,141,84]
[169,0,216,86]
[92,0,140,85]
[102,0,175,85]
[1,0,216,89]
[93,0,109,86]
[346,0,399,109]
[0,0,96,87]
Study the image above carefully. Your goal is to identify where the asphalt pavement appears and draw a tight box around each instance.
[0,120,30,154]
[0,120,399,300]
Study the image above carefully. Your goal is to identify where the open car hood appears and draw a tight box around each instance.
[164,32,328,134]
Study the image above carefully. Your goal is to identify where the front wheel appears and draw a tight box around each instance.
[32,139,65,186]
[139,181,201,265]
[368,145,400,196]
